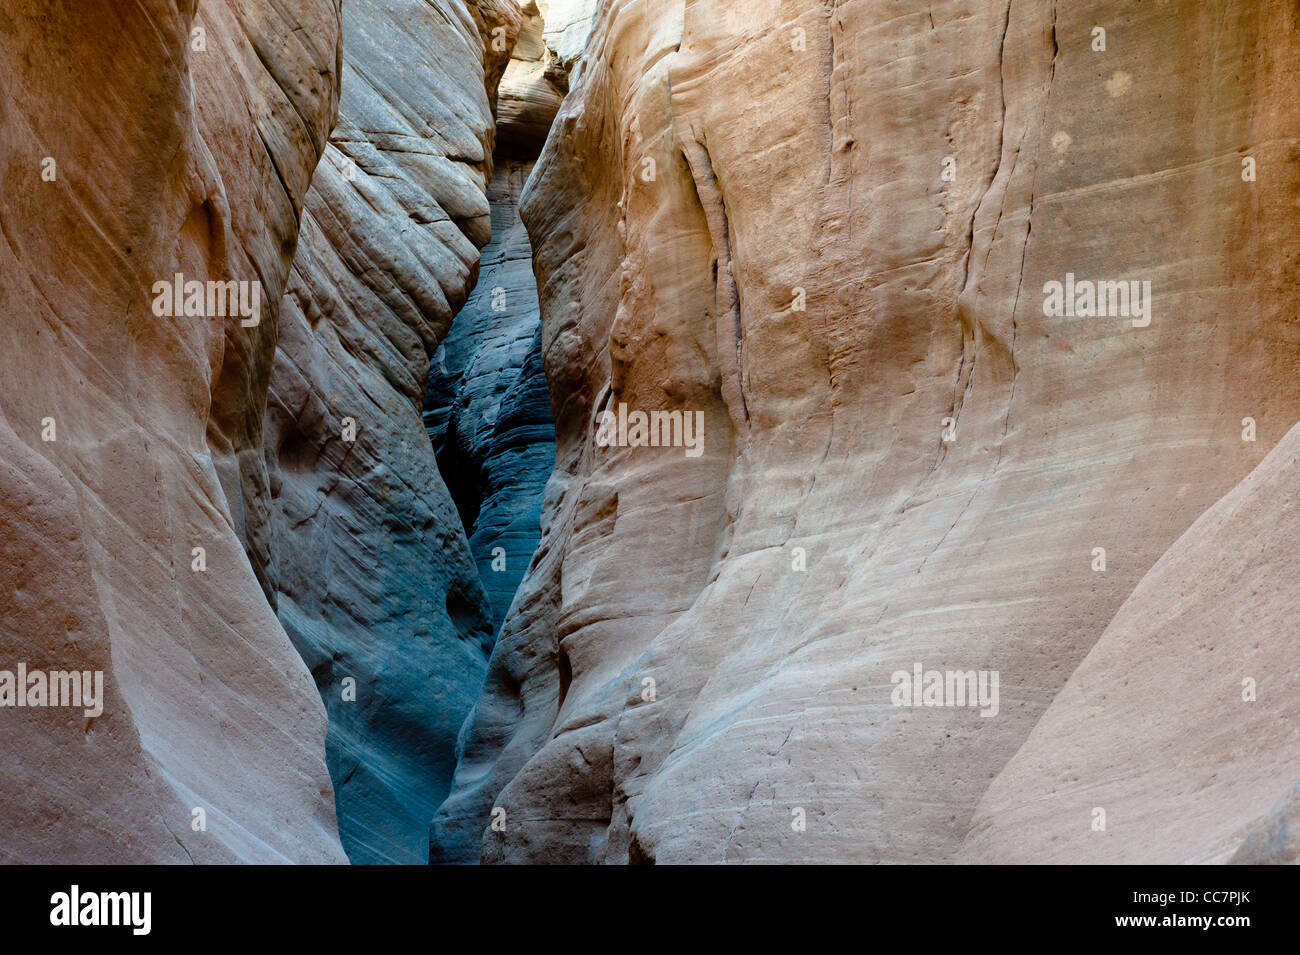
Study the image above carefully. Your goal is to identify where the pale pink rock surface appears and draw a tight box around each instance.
[433,0,1300,863]
[960,422,1300,864]
[0,0,346,862]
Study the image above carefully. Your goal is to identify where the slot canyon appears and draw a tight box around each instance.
[0,0,1297,868]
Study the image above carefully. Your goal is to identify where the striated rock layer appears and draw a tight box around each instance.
[425,157,556,633]
[0,0,346,861]
[427,3,562,635]
[263,0,522,864]
[433,0,1300,863]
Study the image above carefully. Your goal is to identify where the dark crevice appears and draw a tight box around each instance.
[423,70,557,636]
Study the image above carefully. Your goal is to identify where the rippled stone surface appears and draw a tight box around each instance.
[0,0,347,862]
[263,0,521,864]
[435,0,1300,864]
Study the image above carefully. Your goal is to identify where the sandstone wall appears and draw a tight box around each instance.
[0,0,347,862]
[263,0,522,864]
[434,0,1300,863]
[961,420,1300,864]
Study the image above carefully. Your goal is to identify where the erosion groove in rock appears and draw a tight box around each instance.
[426,157,556,632]
[427,3,562,636]
[0,0,346,862]
[432,0,1300,864]
[263,0,522,865]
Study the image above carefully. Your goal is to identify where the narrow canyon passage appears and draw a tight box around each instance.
[2,0,1297,871]
[260,0,529,864]
[425,159,555,632]
[263,0,569,864]
[267,0,1300,866]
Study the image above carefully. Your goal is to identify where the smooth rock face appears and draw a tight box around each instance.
[539,0,599,72]
[0,0,346,861]
[263,0,521,864]
[960,423,1300,864]
[433,0,1300,863]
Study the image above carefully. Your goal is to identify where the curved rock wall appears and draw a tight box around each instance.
[0,0,346,862]
[434,0,1300,863]
[263,0,522,864]
[961,420,1300,864]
